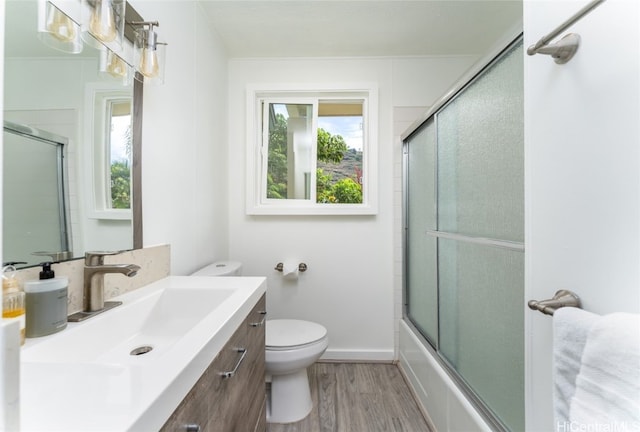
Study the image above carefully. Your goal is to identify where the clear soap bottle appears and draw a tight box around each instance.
[2,265,26,345]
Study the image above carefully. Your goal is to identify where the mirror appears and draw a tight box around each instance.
[3,0,142,268]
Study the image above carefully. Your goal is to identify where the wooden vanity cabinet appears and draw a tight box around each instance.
[161,295,266,432]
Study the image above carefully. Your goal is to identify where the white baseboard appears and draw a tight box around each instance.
[320,348,395,363]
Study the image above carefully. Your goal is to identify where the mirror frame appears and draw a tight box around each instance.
[125,3,144,250]
[132,72,143,249]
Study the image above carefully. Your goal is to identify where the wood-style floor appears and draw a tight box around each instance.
[266,363,432,432]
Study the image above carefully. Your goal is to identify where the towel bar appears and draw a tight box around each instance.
[528,290,581,316]
[527,0,605,64]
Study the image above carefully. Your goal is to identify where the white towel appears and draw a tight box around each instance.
[553,307,601,427]
[569,313,640,431]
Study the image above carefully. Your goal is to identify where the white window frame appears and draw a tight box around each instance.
[84,83,132,220]
[246,83,378,215]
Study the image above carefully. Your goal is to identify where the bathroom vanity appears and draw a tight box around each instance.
[161,294,266,432]
[19,276,266,431]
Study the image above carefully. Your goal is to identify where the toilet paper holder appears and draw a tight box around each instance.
[274,262,308,272]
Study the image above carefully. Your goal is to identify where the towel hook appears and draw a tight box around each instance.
[528,290,581,316]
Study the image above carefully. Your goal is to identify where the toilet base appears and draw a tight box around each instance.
[266,369,312,424]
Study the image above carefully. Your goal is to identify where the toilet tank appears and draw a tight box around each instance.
[191,261,243,277]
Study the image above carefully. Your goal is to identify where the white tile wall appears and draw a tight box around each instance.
[392,106,427,358]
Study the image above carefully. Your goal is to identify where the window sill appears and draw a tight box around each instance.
[247,202,377,216]
[88,209,132,220]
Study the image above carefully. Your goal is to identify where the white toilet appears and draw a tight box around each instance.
[191,261,329,424]
[265,319,328,423]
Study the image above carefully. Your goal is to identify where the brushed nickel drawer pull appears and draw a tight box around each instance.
[250,311,267,327]
[185,424,200,432]
[220,348,247,379]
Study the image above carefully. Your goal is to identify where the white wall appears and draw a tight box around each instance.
[524,0,640,429]
[132,0,229,275]
[228,55,476,360]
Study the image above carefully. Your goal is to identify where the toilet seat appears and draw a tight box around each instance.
[266,319,327,351]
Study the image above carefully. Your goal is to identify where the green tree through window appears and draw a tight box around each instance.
[110,160,130,209]
[266,119,363,203]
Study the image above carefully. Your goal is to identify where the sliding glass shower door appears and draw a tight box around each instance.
[404,39,524,431]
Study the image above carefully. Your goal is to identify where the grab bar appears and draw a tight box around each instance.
[528,290,581,316]
[527,0,605,64]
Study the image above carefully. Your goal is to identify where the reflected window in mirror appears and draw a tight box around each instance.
[86,85,133,220]
[107,99,132,210]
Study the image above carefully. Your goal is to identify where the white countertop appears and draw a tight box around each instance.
[19,276,266,431]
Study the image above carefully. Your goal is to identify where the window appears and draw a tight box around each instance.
[246,84,378,215]
[85,84,133,219]
[107,100,132,210]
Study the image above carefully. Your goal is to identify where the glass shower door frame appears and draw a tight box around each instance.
[402,35,524,432]
[3,121,70,265]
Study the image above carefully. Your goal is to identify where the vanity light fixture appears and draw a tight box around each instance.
[131,21,166,85]
[37,1,83,54]
[81,0,126,51]
[99,48,133,85]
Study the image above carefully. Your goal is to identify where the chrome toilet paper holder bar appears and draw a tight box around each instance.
[274,262,308,272]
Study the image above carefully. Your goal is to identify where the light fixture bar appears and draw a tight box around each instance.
[130,20,166,84]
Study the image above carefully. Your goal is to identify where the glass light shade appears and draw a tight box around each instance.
[81,0,125,51]
[99,48,133,85]
[134,28,166,85]
[37,1,83,54]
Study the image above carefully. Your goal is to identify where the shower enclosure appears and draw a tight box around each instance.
[3,122,70,266]
[402,37,524,431]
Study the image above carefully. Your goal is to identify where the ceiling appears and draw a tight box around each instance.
[5,1,523,60]
[199,0,523,59]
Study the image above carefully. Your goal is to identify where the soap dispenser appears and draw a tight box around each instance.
[2,265,26,345]
[24,262,68,338]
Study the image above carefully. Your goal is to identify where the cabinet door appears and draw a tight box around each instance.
[209,295,266,431]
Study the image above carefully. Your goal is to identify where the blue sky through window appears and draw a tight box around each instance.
[110,114,131,163]
[318,116,363,151]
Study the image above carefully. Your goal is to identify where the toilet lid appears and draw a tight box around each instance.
[191,261,242,276]
[266,319,327,349]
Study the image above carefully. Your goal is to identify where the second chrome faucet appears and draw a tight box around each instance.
[68,251,140,322]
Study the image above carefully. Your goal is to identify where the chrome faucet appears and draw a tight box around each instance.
[68,251,141,322]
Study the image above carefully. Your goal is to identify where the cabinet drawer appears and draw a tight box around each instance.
[161,294,266,432]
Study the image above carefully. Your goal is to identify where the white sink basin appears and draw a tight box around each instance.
[22,285,234,364]
[20,275,266,431]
